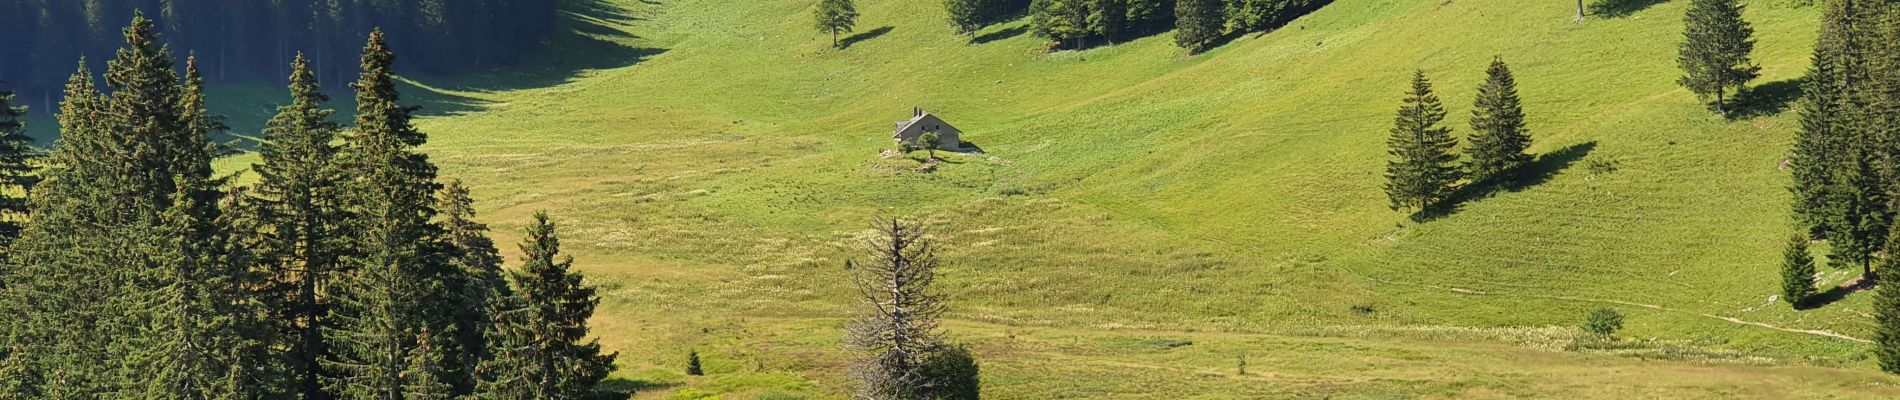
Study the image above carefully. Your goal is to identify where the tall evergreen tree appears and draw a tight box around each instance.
[0,64,112,396]
[3,14,233,396]
[0,82,34,246]
[122,55,262,400]
[846,218,950,400]
[253,52,347,400]
[1174,0,1224,53]
[437,179,505,394]
[1782,234,1818,308]
[474,212,618,399]
[1828,152,1886,278]
[815,0,861,48]
[1791,0,1861,237]
[1677,0,1759,115]
[1877,249,1900,372]
[947,0,986,37]
[326,29,462,398]
[1465,57,1533,185]
[1384,70,1462,213]
[1031,0,1091,49]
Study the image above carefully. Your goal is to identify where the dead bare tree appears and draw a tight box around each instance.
[845,218,947,400]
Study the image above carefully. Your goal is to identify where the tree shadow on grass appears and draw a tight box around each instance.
[973,25,1028,45]
[1727,78,1804,121]
[1589,0,1670,19]
[1410,141,1597,222]
[842,26,896,49]
[403,0,666,117]
[594,377,672,399]
[1799,274,1875,310]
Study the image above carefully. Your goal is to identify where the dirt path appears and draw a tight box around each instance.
[1360,276,1872,344]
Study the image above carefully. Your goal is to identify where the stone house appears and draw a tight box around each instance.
[893,108,961,150]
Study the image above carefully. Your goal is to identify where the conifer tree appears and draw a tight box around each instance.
[687,351,705,376]
[1174,0,1224,53]
[1031,0,1091,49]
[474,212,618,399]
[1465,57,1532,185]
[132,181,248,399]
[437,179,505,394]
[327,29,464,398]
[1088,0,1129,42]
[0,82,34,246]
[1828,153,1885,278]
[253,52,348,400]
[846,218,949,400]
[1384,70,1461,213]
[1781,234,1818,308]
[1677,0,1759,115]
[1791,0,1860,237]
[1876,253,1900,372]
[0,65,111,396]
[3,14,235,396]
[947,0,986,38]
[124,55,263,400]
[815,0,861,48]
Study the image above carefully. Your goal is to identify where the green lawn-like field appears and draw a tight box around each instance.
[163,0,1900,397]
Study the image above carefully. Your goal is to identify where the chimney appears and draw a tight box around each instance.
[914,107,922,117]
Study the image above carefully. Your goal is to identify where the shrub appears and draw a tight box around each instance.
[1581,308,1624,337]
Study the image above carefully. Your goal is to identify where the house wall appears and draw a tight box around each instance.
[894,115,962,149]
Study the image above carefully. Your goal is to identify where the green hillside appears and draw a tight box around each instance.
[270,0,1900,397]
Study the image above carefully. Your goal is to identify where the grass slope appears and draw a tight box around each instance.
[165,0,1900,397]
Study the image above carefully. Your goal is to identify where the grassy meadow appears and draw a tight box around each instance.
[58,0,1900,397]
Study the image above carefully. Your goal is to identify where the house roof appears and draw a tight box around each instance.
[894,112,957,136]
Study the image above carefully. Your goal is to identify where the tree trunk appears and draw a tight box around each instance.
[833,29,840,48]
[1716,88,1727,116]
[1576,0,1585,22]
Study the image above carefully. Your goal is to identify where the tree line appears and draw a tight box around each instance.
[0,0,557,110]
[1019,0,1331,53]
[0,14,615,399]
[811,0,1329,54]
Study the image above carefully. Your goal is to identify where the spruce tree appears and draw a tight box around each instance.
[1791,0,1859,237]
[1781,234,1818,308]
[1384,70,1461,213]
[1677,0,1759,115]
[1465,57,1532,185]
[815,0,861,48]
[132,180,247,399]
[253,52,347,400]
[947,0,985,38]
[123,56,262,400]
[687,351,705,376]
[846,218,949,400]
[1174,0,1224,53]
[474,212,618,399]
[1088,0,1129,43]
[1877,252,1900,373]
[1827,153,1885,278]
[327,29,463,398]
[0,65,111,396]
[437,179,505,394]
[1031,0,1091,49]
[3,14,235,396]
[0,82,34,246]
